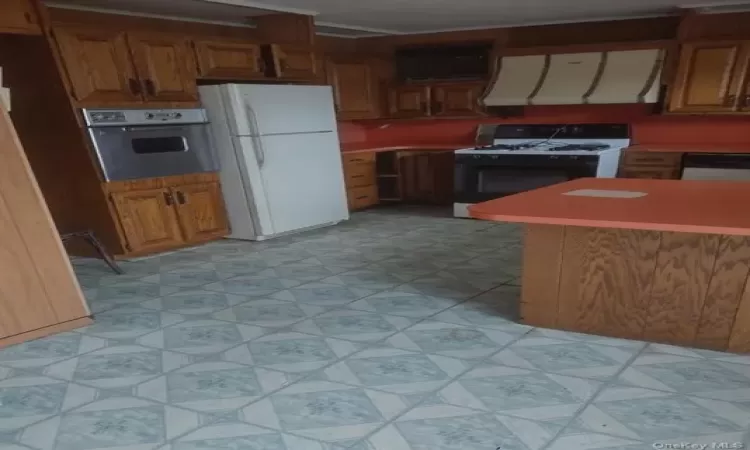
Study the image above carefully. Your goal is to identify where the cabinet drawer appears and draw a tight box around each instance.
[618,166,680,179]
[347,185,378,210]
[621,152,683,167]
[342,152,375,165]
[344,163,376,188]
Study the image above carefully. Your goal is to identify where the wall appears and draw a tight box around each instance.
[339,104,750,148]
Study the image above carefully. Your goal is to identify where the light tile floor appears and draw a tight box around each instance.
[2,207,749,450]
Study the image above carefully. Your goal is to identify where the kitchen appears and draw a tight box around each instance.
[1,0,750,448]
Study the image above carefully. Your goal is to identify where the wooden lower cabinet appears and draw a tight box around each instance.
[521,224,750,352]
[618,167,680,179]
[399,151,455,204]
[347,185,379,210]
[342,152,379,211]
[107,174,230,255]
[110,188,185,253]
[171,182,229,242]
[617,151,683,180]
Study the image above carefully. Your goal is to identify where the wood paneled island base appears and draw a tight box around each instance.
[469,177,750,353]
[522,224,750,352]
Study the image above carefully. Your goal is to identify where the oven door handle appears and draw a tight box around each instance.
[244,102,265,168]
[120,126,197,132]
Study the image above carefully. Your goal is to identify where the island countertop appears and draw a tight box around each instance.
[469,177,750,236]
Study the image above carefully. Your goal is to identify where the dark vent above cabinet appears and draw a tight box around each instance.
[396,43,492,82]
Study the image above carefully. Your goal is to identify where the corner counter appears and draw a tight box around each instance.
[470,178,750,352]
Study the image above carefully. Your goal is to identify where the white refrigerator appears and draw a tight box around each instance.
[199,84,349,241]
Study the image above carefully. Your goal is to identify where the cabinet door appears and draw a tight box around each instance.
[110,188,184,253]
[327,59,378,120]
[53,27,143,105]
[432,83,483,116]
[128,33,199,104]
[0,0,40,35]
[194,39,265,79]
[668,42,746,113]
[389,86,431,118]
[171,182,230,243]
[270,44,317,79]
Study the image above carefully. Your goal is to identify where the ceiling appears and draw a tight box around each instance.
[47,0,750,36]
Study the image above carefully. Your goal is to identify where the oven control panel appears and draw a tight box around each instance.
[82,108,208,127]
[88,111,126,124]
[144,111,184,121]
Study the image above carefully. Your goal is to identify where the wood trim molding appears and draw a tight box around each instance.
[500,39,675,57]
[638,48,666,103]
[582,51,608,103]
[527,54,551,105]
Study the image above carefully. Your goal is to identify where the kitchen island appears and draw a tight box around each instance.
[470,178,750,352]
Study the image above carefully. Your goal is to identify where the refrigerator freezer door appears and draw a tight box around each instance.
[257,131,349,235]
[231,136,275,238]
[224,84,337,136]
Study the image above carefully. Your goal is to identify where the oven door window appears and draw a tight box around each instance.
[131,136,189,154]
[479,168,571,196]
[454,157,599,203]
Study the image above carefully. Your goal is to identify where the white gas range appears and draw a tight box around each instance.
[453,124,630,218]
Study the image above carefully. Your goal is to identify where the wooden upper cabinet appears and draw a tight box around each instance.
[194,39,266,79]
[389,86,431,118]
[53,27,143,105]
[171,182,229,242]
[270,44,316,79]
[110,188,184,253]
[668,42,748,113]
[0,0,41,35]
[327,58,378,120]
[128,33,199,104]
[432,83,484,116]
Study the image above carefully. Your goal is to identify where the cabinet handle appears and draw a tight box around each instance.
[164,192,174,206]
[24,12,33,24]
[356,196,369,200]
[175,191,186,205]
[351,175,365,179]
[144,79,156,97]
[128,78,141,95]
[724,94,737,107]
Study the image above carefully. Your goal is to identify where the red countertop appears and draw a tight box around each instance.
[626,144,750,153]
[469,178,750,236]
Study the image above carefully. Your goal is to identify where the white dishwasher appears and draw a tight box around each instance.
[681,153,750,181]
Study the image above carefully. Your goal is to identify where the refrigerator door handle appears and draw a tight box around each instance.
[244,102,266,167]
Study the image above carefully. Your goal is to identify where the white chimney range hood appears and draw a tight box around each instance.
[482,48,665,107]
